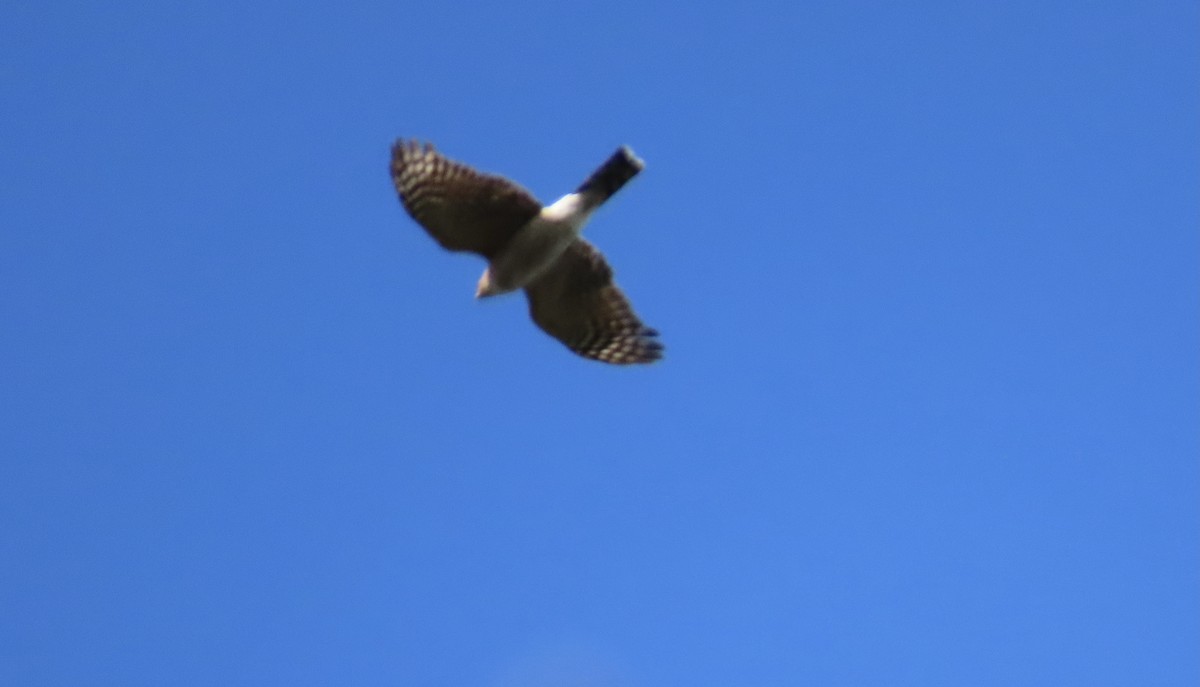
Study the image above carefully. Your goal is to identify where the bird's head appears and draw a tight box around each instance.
[475,269,500,299]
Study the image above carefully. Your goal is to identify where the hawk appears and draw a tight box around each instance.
[390,139,663,364]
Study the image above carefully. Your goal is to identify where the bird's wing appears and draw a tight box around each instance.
[390,140,542,258]
[524,240,662,364]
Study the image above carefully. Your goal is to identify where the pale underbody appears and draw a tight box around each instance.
[476,193,597,298]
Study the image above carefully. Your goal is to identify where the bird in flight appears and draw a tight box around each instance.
[390,140,663,364]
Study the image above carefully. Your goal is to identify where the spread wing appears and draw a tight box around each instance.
[390,140,542,259]
[524,240,663,364]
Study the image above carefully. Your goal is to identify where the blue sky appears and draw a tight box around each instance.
[2,1,1197,685]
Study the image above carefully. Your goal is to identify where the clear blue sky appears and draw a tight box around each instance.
[2,2,1197,685]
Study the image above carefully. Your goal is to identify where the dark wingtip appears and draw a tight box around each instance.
[632,326,663,363]
[391,138,435,158]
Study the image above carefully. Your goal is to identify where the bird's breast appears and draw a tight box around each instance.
[485,215,580,294]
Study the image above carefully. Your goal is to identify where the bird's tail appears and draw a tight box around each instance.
[575,146,645,203]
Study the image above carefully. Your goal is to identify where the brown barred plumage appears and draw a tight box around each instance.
[390,140,540,259]
[525,240,663,365]
[389,139,662,365]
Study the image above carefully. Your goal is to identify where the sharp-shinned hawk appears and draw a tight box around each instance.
[390,139,663,365]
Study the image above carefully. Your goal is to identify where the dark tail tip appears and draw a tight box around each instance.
[576,146,644,200]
